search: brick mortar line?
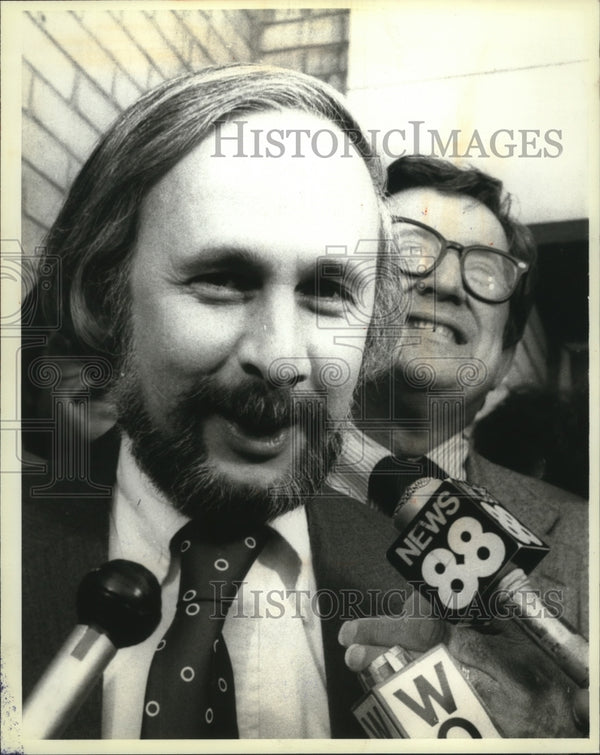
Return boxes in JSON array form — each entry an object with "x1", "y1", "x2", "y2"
[
  {"x1": 25, "y1": 12, "x2": 141, "y2": 113},
  {"x1": 22, "y1": 109, "x2": 88, "y2": 169},
  {"x1": 260, "y1": 11, "x2": 350, "y2": 27},
  {"x1": 172, "y1": 11, "x2": 217, "y2": 67},
  {"x1": 105, "y1": 9, "x2": 168, "y2": 81},
  {"x1": 221, "y1": 8, "x2": 258, "y2": 55},
  {"x1": 241, "y1": 9, "x2": 264, "y2": 27},
  {"x1": 22, "y1": 155, "x2": 70, "y2": 196},
  {"x1": 261, "y1": 41, "x2": 349, "y2": 56},
  {"x1": 185, "y1": 9, "x2": 251, "y2": 65},
  {"x1": 195, "y1": 8, "x2": 259, "y2": 63},
  {"x1": 22, "y1": 210, "x2": 51, "y2": 234},
  {"x1": 240, "y1": 9, "x2": 263, "y2": 55},
  {"x1": 195, "y1": 8, "x2": 244, "y2": 59},
  {"x1": 70, "y1": 11, "x2": 149, "y2": 96},
  {"x1": 145, "y1": 11, "x2": 191, "y2": 72},
  {"x1": 22, "y1": 60, "x2": 106, "y2": 138},
  {"x1": 213, "y1": 8, "x2": 256, "y2": 58}
]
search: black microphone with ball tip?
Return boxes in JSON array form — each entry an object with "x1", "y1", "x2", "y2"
[
  {"x1": 386, "y1": 477, "x2": 589, "y2": 688},
  {"x1": 23, "y1": 559, "x2": 162, "y2": 739}
]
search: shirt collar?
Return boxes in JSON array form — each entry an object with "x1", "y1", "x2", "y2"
[
  {"x1": 427, "y1": 429, "x2": 471, "y2": 481},
  {"x1": 327, "y1": 423, "x2": 470, "y2": 503},
  {"x1": 110, "y1": 433, "x2": 309, "y2": 584},
  {"x1": 110, "y1": 434, "x2": 189, "y2": 583},
  {"x1": 327, "y1": 424, "x2": 389, "y2": 503},
  {"x1": 270, "y1": 506, "x2": 310, "y2": 556}
]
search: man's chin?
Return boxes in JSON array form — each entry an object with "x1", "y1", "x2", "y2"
[
  {"x1": 204, "y1": 452, "x2": 296, "y2": 489},
  {"x1": 124, "y1": 421, "x2": 328, "y2": 538},
  {"x1": 114, "y1": 366, "x2": 342, "y2": 538},
  {"x1": 173, "y1": 462, "x2": 308, "y2": 539}
]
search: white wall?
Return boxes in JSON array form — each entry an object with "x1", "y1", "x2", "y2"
[{"x1": 346, "y1": 0, "x2": 597, "y2": 224}]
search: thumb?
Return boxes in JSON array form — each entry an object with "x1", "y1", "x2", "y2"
[{"x1": 338, "y1": 590, "x2": 447, "y2": 650}]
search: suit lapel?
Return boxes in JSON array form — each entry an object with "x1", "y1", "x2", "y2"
[
  {"x1": 466, "y1": 450, "x2": 561, "y2": 536},
  {"x1": 466, "y1": 449, "x2": 588, "y2": 630},
  {"x1": 306, "y1": 488, "x2": 407, "y2": 738}
]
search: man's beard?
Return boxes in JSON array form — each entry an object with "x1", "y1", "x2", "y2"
[{"x1": 110, "y1": 351, "x2": 344, "y2": 538}]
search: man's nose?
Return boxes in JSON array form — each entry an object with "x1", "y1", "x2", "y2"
[
  {"x1": 416, "y1": 247, "x2": 466, "y2": 303},
  {"x1": 237, "y1": 292, "x2": 310, "y2": 387}
]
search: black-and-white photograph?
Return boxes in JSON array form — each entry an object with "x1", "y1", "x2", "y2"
[{"x1": 1, "y1": 0, "x2": 597, "y2": 750}]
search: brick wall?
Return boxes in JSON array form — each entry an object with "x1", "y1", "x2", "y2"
[
  {"x1": 21, "y1": 7, "x2": 350, "y2": 256},
  {"x1": 256, "y1": 9, "x2": 349, "y2": 92},
  {"x1": 21, "y1": 7, "x2": 259, "y2": 255}
]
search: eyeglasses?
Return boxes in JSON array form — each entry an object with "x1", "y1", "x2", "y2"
[{"x1": 391, "y1": 216, "x2": 529, "y2": 303}]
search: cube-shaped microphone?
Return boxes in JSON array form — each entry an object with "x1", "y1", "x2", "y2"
[
  {"x1": 386, "y1": 477, "x2": 588, "y2": 687},
  {"x1": 353, "y1": 644, "x2": 502, "y2": 738},
  {"x1": 387, "y1": 477, "x2": 549, "y2": 623}
]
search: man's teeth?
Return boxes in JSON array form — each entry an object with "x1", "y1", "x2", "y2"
[{"x1": 411, "y1": 318, "x2": 456, "y2": 342}]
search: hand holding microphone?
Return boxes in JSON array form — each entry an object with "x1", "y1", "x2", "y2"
[
  {"x1": 340, "y1": 476, "x2": 589, "y2": 737},
  {"x1": 342, "y1": 591, "x2": 502, "y2": 738},
  {"x1": 387, "y1": 477, "x2": 588, "y2": 686}
]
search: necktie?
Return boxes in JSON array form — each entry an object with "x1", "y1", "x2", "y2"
[
  {"x1": 141, "y1": 521, "x2": 269, "y2": 739},
  {"x1": 368, "y1": 455, "x2": 448, "y2": 516}
]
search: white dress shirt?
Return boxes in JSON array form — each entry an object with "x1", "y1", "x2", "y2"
[
  {"x1": 328, "y1": 423, "x2": 470, "y2": 504},
  {"x1": 102, "y1": 436, "x2": 330, "y2": 738}
]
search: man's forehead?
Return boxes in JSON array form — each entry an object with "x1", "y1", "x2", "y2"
[
  {"x1": 175, "y1": 108, "x2": 378, "y2": 190},
  {"x1": 387, "y1": 187, "x2": 507, "y2": 247},
  {"x1": 132, "y1": 112, "x2": 382, "y2": 287},
  {"x1": 137, "y1": 109, "x2": 381, "y2": 257}
]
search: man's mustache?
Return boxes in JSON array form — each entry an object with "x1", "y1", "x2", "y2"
[{"x1": 177, "y1": 377, "x2": 329, "y2": 436}]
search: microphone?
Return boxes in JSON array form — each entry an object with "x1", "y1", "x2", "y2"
[
  {"x1": 23, "y1": 559, "x2": 162, "y2": 739},
  {"x1": 353, "y1": 644, "x2": 502, "y2": 738},
  {"x1": 386, "y1": 477, "x2": 588, "y2": 687}
]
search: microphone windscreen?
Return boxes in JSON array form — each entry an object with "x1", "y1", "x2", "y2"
[
  {"x1": 23, "y1": 560, "x2": 162, "y2": 739},
  {"x1": 368, "y1": 455, "x2": 446, "y2": 517},
  {"x1": 77, "y1": 559, "x2": 162, "y2": 647},
  {"x1": 392, "y1": 477, "x2": 442, "y2": 530}
]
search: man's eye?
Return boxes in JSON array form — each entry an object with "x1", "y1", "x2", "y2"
[
  {"x1": 298, "y1": 277, "x2": 355, "y2": 315},
  {"x1": 318, "y1": 279, "x2": 347, "y2": 300},
  {"x1": 188, "y1": 272, "x2": 256, "y2": 299}
]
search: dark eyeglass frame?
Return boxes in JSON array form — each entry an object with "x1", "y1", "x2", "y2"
[{"x1": 391, "y1": 215, "x2": 530, "y2": 303}]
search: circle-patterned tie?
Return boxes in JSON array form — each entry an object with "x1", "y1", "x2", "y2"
[{"x1": 141, "y1": 522, "x2": 270, "y2": 739}]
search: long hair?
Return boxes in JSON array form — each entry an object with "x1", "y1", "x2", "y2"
[
  {"x1": 386, "y1": 155, "x2": 538, "y2": 348},
  {"x1": 39, "y1": 64, "x2": 394, "y2": 376}
]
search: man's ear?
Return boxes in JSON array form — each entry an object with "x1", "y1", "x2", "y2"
[{"x1": 494, "y1": 345, "x2": 516, "y2": 389}]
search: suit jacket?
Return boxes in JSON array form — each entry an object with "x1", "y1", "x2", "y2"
[
  {"x1": 465, "y1": 450, "x2": 589, "y2": 634},
  {"x1": 21, "y1": 429, "x2": 404, "y2": 739},
  {"x1": 21, "y1": 433, "x2": 589, "y2": 739}
]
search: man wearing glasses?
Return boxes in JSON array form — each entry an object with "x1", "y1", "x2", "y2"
[
  {"x1": 369, "y1": 154, "x2": 534, "y2": 469},
  {"x1": 333, "y1": 155, "x2": 588, "y2": 734},
  {"x1": 332, "y1": 155, "x2": 583, "y2": 511}
]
